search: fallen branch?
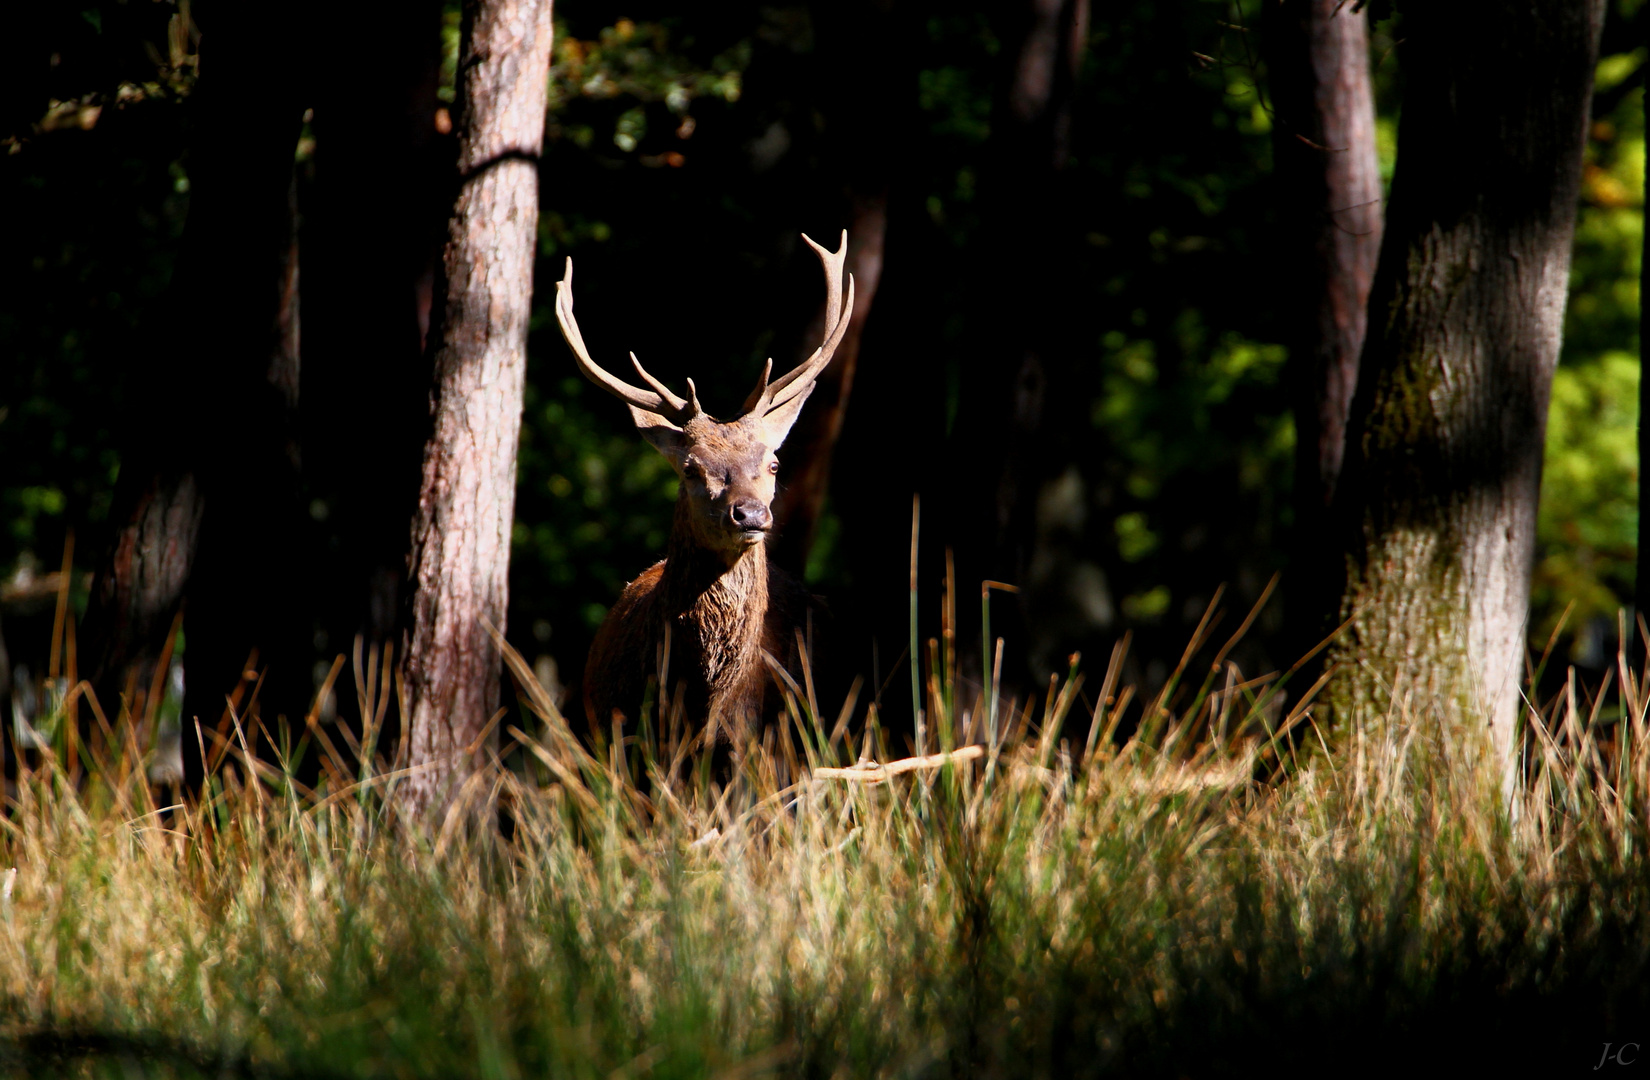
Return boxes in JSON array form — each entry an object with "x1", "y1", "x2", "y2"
[{"x1": 813, "y1": 745, "x2": 985, "y2": 784}]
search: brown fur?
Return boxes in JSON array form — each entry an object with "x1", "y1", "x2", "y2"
[{"x1": 583, "y1": 424, "x2": 817, "y2": 738}]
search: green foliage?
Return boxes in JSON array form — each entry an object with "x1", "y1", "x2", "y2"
[
  {"x1": 1536, "y1": 352, "x2": 1639, "y2": 645},
  {"x1": 1534, "y1": 39, "x2": 1646, "y2": 656},
  {"x1": 550, "y1": 18, "x2": 747, "y2": 121}
]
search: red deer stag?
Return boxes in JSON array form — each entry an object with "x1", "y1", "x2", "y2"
[{"x1": 554, "y1": 232, "x2": 854, "y2": 739}]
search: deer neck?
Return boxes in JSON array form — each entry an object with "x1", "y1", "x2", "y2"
[{"x1": 659, "y1": 498, "x2": 770, "y2": 689}]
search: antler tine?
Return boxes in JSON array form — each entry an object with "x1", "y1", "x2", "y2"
[
  {"x1": 805, "y1": 228, "x2": 848, "y2": 344},
  {"x1": 765, "y1": 273, "x2": 855, "y2": 412},
  {"x1": 740, "y1": 358, "x2": 774, "y2": 415},
  {"x1": 758, "y1": 230, "x2": 853, "y2": 410},
  {"x1": 629, "y1": 352, "x2": 689, "y2": 414},
  {"x1": 555, "y1": 259, "x2": 690, "y2": 424}
]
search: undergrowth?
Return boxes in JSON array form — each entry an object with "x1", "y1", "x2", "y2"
[{"x1": 0, "y1": 592, "x2": 1647, "y2": 1078}]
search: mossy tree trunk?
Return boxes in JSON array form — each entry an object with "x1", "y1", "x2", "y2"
[
  {"x1": 399, "y1": 0, "x2": 553, "y2": 816},
  {"x1": 1324, "y1": 2, "x2": 1605, "y2": 787}
]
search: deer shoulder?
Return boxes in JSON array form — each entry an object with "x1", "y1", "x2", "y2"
[{"x1": 582, "y1": 561, "x2": 664, "y2": 729}]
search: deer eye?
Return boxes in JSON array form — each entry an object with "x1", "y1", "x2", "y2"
[
  {"x1": 767, "y1": 460, "x2": 779, "y2": 475},
  {"x1": 682, "y1": 459, "x2": 703, "y2": 479}
]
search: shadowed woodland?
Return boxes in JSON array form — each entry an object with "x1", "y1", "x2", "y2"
[
  {"x1": 5, "y1": 0, "x2": 1646, "y2": 760},
  {"x1": 2, "y1": 0, "x2": 1650, "y2": 1074}
]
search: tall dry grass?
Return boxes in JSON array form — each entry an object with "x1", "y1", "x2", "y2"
[{"x1": 0, "y1": 598, "x2": 1647, "y2": 1078}]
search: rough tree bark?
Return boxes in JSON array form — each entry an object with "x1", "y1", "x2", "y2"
[
  {"x1": 1324, "y1": 2, "x2": 1604, "y2": 788},
  {"x1": 1262, "y1": 0, "x2": 1382, "y2": 644},
  {"x1": 81, "y1": 468, "x2": 203, "y2": 724},
  {"x1": 399, "y1": 0, "x2": 553, "y2": 815}
]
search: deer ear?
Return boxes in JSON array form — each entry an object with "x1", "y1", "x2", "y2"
[
  {"x1": 628, "y1": 406, "x2": 689, "y2": 462},
  {"x1": 753, "y1": 380, "x2": 816, "y2": 450}
]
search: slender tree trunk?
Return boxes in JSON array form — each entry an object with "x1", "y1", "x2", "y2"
[
  {"x1": 399, "y1": 0, "x2": 553, "y2": 816},
  {"x1": 1263, "y1": 0, "x2": 1382, "y2": 649},
  {"x1": 1324, "y1": 2, "x2": 1604, "y2": 790}
]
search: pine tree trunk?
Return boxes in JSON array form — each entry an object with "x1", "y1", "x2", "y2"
[
  {"x1": 1263, "y1": 0, "x2": 1382, "y2": 648},
  {"x1": 1325, "y1": 2, "x2": 1604, "y2": 788},
  {"x1": 399, "y1": 0, "x2": 553, "y2": 816}
]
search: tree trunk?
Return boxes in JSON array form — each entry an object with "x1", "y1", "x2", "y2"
[
  {"x1": 399, "y1": 0, "x2": 553, "y2": 816},
  {"x1": 82, "y1": 7, "x2": 307, "y2": 774},
  {"x1": 81, "y1": 468, "x2": 203, "y2": 726},
  {"x1": 1324, "y1": 2, "x2": 1604, "y2": 789},
  {"x1": 1263, "y1": 0, "x2": 1382, "y2": 648}
]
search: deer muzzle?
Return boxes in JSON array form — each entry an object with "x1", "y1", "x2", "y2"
[{"x1": 729, "y1": 498, "x2": 771, "y2": 540}]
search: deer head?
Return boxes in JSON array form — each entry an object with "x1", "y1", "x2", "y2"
[{"x1": 554, "y1": 232, "x2": 855, "y2": 562}]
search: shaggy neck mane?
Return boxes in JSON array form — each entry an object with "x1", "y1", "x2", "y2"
[{"x1": 658, "y1": 496, "x2": 769, "y2": 693}]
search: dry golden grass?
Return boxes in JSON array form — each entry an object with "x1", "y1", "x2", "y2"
[{"x1": 0, "y1": 610, "x2": 1647, "y2": 1078}]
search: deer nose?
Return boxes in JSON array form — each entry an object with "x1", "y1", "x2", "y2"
[{"x1": 729, "y1": 499, "x2": 770, "y2": 531}]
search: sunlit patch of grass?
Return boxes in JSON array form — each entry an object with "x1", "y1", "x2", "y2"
[{"x1": 0, "y1": 598, "x2": 1648, "y2": 1077}]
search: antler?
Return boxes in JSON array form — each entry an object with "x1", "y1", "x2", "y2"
[
  {"x1": 740, "y1": 230, "x2": 855, "y2": 419},
  {"x1": 555, "y1": 259, "x2": 700, "y2": 426}
]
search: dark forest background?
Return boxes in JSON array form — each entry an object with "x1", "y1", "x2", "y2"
[{"x1": 2, "y1": 0, "x2": 1643, "y2": 726}]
